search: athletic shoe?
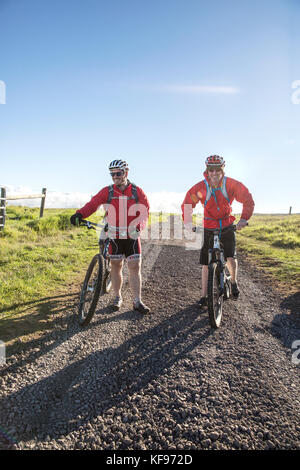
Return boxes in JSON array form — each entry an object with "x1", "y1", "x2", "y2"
[
  {"x1": 197, "y1": 297, "x2": 208, "y2": 309},
  {"x1": 112, "y1": 296, "x2": 123, "y2": 310},
  {"x1": 231, "y1": 282, "x2": 240, "y2": 300},
  {"x1": 133, "y1": 300, "x2": 151, "y2": 314}
]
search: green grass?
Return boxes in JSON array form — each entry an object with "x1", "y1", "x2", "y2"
[
  {"x1": 0, "y1": 206, "x2": 106, "y2": 312},
  {"x1": 0, "y1": 206, "x2": 107, "y2": 352},
  {"x1": 236, "y1": 214, "x2": 300, "y2": 292}
]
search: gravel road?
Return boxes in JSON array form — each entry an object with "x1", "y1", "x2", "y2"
[{"x1": 0, "y1": 222, "x2": 299, "y2": 450}]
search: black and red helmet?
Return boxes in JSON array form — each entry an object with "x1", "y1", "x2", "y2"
[{"x1": 205, "y1": 155, "x2": 225, "y2": 166}]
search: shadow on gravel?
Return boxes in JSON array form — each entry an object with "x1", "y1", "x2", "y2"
[
  {"x1": 270, "y1": 292, "x2": 300, "y2": 348},
  {"x1": 0, "y1": 304, "x2": 211, "y2": 443},
  {"x1": 280, "y1": 292, "x2": 300, "y2": 318},
  {"x1": 0, "y1": 292, "x2": 79, "y2": 358}
]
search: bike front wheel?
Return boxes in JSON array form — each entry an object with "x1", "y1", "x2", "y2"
[
  {"x1": 103, "y1": 258, "x2": 112, "y2": 294},
  {"x1": 207, "y1": 262, "x2": 224, "y2": 329},
  {"x1": 78, "y1": 254, "x2": 104, "y2": 326}
]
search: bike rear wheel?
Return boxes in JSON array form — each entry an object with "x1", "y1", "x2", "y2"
[
  {"x1": 207, "y1": 262, "x2": 224, "y2": 329},
  {"x1": 78, "y1": 254, "x2": 104, "y2": 326}
]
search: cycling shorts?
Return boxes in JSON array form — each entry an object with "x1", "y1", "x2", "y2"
[
  {"x1": 108, "y1": 237, "x2": 141, "y2": 261},
  {"x1": 199, "y1": 225, "x2": 236, "y2": 265}
]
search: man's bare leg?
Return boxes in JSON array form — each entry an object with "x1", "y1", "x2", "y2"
[
  {"x1": 110, "y1": 258, "x2": 124, "y2": 308},
  {"x1": 127, "y1": 258, "x2": 141, "y2": 301},
  {"x1": 226, "y1": 257, "x2": 237, "y2": 283},
  {"x1": 201, "y1": 265, "x2": 208, "y2": 297}
]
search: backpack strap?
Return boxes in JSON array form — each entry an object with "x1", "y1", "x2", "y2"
[
  {"x1": 107, "y1": 184, "x2": 114, "y2": 204},
  {"x1": 204, "y1": 180, "x2": 212, "y2": 206},
  {"x1": 106, "y1": 182, "x2": 139, "y2": 204},
  {"x1": 204, "y1": 177, "x2": 229, "y2": 207},
  {"x1": 130, "y1": 182, "x2": 139, "y2": 203},
  {"x1": 221, "y1": 176, "x2": 230, "y2": 203}
]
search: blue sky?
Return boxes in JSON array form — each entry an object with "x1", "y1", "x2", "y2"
[{"x1": 0, "y1": 0, "x2": 299, "y2": 213}]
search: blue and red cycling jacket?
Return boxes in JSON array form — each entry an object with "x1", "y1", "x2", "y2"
[{"x1": 181, "y1": 171, "x2": 255, "y2": 229}]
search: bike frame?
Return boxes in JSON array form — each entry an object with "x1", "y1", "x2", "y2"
[{"x1": 208, "y1": 230, "x2": 227, "y2": 293}]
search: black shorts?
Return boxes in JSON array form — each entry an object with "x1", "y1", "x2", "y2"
[
  {"x1": 199, "y1": 225, "x2": 236, "y2": 265},
  {"x1": 108, "y1": 238, "x2": 141, "y2": 261}
]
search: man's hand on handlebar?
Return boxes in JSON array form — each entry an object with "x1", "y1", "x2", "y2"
[
  {"x1": 70, "y1": 212, "x2": 83, "y2": 226},
  {"x1": 236, "y1": 219, "x2": 248, "y2": 231}
]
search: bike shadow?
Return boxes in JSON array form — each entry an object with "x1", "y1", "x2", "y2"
[{"x1": 0, "y1": 304, "x2": 211, "y2": 445}]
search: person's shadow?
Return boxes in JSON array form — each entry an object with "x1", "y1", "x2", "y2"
[
  {"x1": 271, "y1": 292, "x2": 300, "y2": 347},
  {"x1": 280, "y1": 292, "x2": 300, "y2": 318}
]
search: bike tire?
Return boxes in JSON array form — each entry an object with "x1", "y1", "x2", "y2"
[
  {"x1": 78, "y1": 254, "x2": 104, "y2": 326},
  {"x1": 223, "y1": 267, "x2": 231, "y2": 301},
  {"x1": 207, "y1": 262, "x2": 224, "y2": 329},
  {"x1": 103, "y1": 259, "x2": 112, "y2": 294}
]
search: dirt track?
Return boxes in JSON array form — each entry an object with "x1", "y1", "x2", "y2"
[{"x1": 0, "y1": 222, "x2": 300, "y2": 450}]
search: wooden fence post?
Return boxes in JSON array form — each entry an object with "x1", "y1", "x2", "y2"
[
  {"x1": 39, "y1": 188, "x2": 47, "y2": 218},
  {"x1": 0, "y1": 187, "x2": 6, "y2": 231},
  {"x1": 289, "y1": 206, "x2": 292, "y2": 215}
]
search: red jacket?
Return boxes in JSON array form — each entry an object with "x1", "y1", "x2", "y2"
[
  {"x1": 77, "y1": 182, "x2": 150, "y2": 236},
  {"x1": 181, "y1": 171, "x2": 254, "y2": 229}
]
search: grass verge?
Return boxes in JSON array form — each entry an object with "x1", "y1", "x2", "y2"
[
  {"x1": 236, "y1": 214, "x2": 300, "y2": 294},
  {"x1": 0, "y1": 206, "x2": 104, "y2": 355}
]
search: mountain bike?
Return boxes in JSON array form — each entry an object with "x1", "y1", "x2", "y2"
[
  {"x1": 78, "y1": 220, "x2": 112, "y2": 326},
  {"x1": 206, "y1": 223, "x2": 247, "y2": 329}
]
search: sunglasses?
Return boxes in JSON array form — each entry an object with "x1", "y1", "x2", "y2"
[
  {"x1": 110, "y1": 171, "x2": 124, "y2": 177},
  {"x1": 207, "y1": 166, "x2": 223, "y2": 172}
]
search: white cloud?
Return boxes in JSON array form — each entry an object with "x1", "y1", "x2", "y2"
[
  {"x1": 148, "y1": 191, "x2": 185, "y2": 213},
  {"x1": 3, "y1": 186, "x2": 285, "y2": 214},
  {"x1": 2, "y1": 185, "x2": 198, "y2": 213}
]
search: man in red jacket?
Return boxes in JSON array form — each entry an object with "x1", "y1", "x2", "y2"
[
  {"x1": 181, "y1": 155, "x2": 254, "y2": 308},
  {"x1": 70, "y1": 159, "x2": 151, "y2": 314}
]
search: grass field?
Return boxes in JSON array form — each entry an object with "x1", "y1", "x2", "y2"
[
  {"x1": 0, "y1": 207, "x2": 299, "y2": 355},
  {"x1": 236, "y1": 214, "x2": 300, "y2": 293}
]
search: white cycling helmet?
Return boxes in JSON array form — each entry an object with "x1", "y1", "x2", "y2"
[{"x1": 108, "y1": 159, "x2": 129, "y2": 171}]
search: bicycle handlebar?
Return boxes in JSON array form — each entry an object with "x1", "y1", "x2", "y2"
[
  {"x1": 80, "y1": 220, "x2": 106, "y2": 230},
  {"x1": 192, "y1": 222, "x2": 248, "y2": 233}
]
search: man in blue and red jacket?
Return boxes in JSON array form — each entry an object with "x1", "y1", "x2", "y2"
[
  {"x1": 71, "y1": 159, "x2": 151, "y2": 314},
  {"x1": 181, "y1": 155, "x2": 254, "y2": 307}
]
